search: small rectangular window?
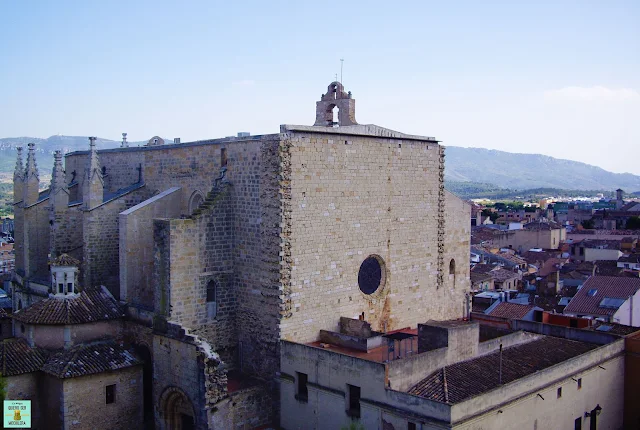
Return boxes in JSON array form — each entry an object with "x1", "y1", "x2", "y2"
[
  {"x1": 58, "y1": 283, "x2": 64, "y2": 294},
  {"x1": 296, "y1": 372, "x2": 308, "y2": 402},
  {"x1": 347, "y1": 384, "x2": 361, "y2": 418},
  {"x1": 67, "y1": 283, "x2": 73, "y2": 294},
  {"x1": 221, "y1": 148, "x2": 228, "y2": 167},
  {"x1": 574, "y1": 417, "x2": 582, "y2": 430},
  {"x1": 408, "y1": 423, "x2": 417, "y2": 430},
  {"x1": 106, "y1": 384, "x2": 116, "y2": 404},
  {"x1": 557, "y1": 387, "x2": 562, "y2": 398},
  {"x1": 577, "y1": 378, "x2": 582, "y2": 389}
]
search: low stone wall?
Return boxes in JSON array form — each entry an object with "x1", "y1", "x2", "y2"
[{"x1": 212, "y1": 383, "x2": 274, "y2": 429}]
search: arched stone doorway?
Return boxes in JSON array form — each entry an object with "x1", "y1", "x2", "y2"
[
  {"x1": 159, "y1": 387, "x2": 196, "y2": 430},
  {"x1": 188, "y1": 191, "x2": 204, "y2": 216}
]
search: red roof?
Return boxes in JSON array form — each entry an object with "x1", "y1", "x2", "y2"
[
  {"x1": 488, "y1": 302, "x2": 534, "y2": 319},
  {"x1": 564, "y1": 276, "x2": 640, "y2": 317}
]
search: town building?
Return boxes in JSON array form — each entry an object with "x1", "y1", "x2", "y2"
[
  {"x1": 9, "y1": 82, "x2": 471, "y2": 429},
  {"x1": 570, "y1": 239, "x2": 624, "y2": 262},
  {"x1": 563, "y1": 276, "x2": 640, "y2": 326}
]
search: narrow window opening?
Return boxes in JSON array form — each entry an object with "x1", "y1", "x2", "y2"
[
  {"x1": 408, "y1": 422, "x2": 417, "y2": 430},
  {"x1": 58, "y1": 283, "x2": 64, "y2": 294},
  {"x1": 106, "y1": 384, "x2": 116, "y2": 404},
  {"x1": 449, "y1": 259, "x2": 456, "y2": 287},
  {"x1": 296, "y1": 372, "x2": 308, "y2": 402},
  {"x1": 221, "y1": 148, "x2": 228, "y2": 167},
  {"x1": 557, "y1": 387, "x2": 562, "y2": 398},
  {"x1": 347, "y1": 384, "x2": 361, "y2": 418},
  {"x1": 67, "y1": 283, "x2": 73, "y2": 294},
  {"x1": 575, "y1": 417, "x2": 582, "y2": 430},
  {"x1": 577, "y1": 378, "x2": 582, "y2": 389},
  {"x1": 206, "y1": 280, "x2": 217, "y2": 319}
]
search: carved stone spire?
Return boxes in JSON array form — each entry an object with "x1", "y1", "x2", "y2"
[
  {"x1": 23, "y1": 143, "x2": 40, "y2": 206},
  {"x1": 13, "y1": 147, "x2": 24, "y2": 204},
  {"x1": 82, "y1": 137, "x2": 104, "y2": 210},
  {"x1": 50, "y1": 150, "x2": 69, "y2": 211},
  {"x1": 14, "y1": 147, "x2": 24, "y2": 181}
]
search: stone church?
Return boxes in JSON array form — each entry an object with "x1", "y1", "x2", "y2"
[{"x1": 9, "y1": 82, "x2": 471, "y2": 429}]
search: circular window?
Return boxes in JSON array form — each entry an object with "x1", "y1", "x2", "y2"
[{"x1": 358, "y1": 256, "x2": 385, "y2": 295}]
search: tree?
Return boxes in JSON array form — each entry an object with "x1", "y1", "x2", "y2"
[
  {"x1": 341, "y1": 421, "x2": 365, "y2": 430},
  {"x1": 626, "y1": 216, "x2": 640, "y2": 230},
  {"x1": 581, "y1": 219, "x2": 595, "y2": 229}
]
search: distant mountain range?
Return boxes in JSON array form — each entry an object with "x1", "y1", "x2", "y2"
[{"x1": 0, "y1": 136, "x2": 638, "y2": 194}]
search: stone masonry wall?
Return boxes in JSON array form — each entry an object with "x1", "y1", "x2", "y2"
[
  {"x1": 153, "y1": 330, "x2": 209, "y2": 430},
  {"x1": 65, "y1": 150, "x2": 144, "y2": 196},
  {"x1": 234, "y1": 138, "x2": 283, "y2": 380},
  {"x1": 51, "y1": 205, "x2": 84, "y2": 263},
  {"x1": 213, "y1": 384, "x2": 273, "y2": 429},
  {"x1": 83, "y1": 188, "x2": 149, "y2": 298},
  {"x1": 25, "y1": 200, "x2": 51, "y2": 280},
  {"x1": 442, "y1": 190, "x2": 471, "y2": 307},
  {"x1": 281, "y1": 130, "x2": 464, "y2": 344},
  {"x1": 189, "y1": 185, "x2": 237, "y2": 365},
  {"x1": 120, "y1": 187, "x2": 183, "y2": 309},
  {"x1": 13, "y1": 205, "x2": 25, "y2": 274},
  {"x1": 62, "y1": 366, "x2": 143, "y2": 430}
]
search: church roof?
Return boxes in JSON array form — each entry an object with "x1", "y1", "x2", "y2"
[
  {"x1": 12, "y1": 286, "x2": 123, "y2": 325},
  {"x1": 42, "y1": 341, "x2": 142, "y2": 379},
  {"x1": 0, "y1": 338, "x2": 48, "y2": 376},
  {"x1": 50, "y1": 253, "x2": 80, "y2": 267}
]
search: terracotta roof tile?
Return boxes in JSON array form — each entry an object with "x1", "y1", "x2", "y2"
[
  {"x1": 470, "y1": 272, "x2": 492, "y2": 284},
  {"x1": 487, "y1": 302, "x2": 534, "y2": 319},
  {"x1": 12, "y1": 286, "x2": 123, "y2": 325},
  {"x1": 489, "y1": 268, "x2": 519, "y2": 282},
  {"x1": 0, "y1": 338, "x2": 48, "y2": 376},
  {"x1": 50, "y1": 253, "x2": 80, "y2": 267},
  {"x1": 564, "y1": 276, "x2": 640, "y2": 317},
  {"x1": 408, "y1": 337, "x2": 597, "y2": 404},
  {"x1": 523, "y1": 221, "x2": 563, "y2": 231},
  {"x1": 42, "y1": 341, "x2": 142, "y2": 379}
]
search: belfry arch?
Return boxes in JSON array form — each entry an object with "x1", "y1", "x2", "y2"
[{"x1": 314, "y1": 81, "x2": 358, "y2": 127}]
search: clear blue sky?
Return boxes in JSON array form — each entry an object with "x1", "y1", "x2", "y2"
[{"x1": 1, "y1": 1, "x2": 638, "y2": 174}]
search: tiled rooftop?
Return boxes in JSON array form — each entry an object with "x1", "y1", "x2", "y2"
[
  {"x1": 50, "y1": 253, "x2": 80, "y2": 267},
  {"x1": 487, "y1": 302, "x2": 534, "y2": 319},
  {"x1": 523, "y1": 221, "x2": 563, "y2": 231},
  {"x1": 42, "y1": 341, "x2": 142, "y2": 379},
  {"x1": 489, "y1": 268, "x2": 519, "y2": 282},
  {"x1": 470, "y1": 272, "x2": 492, "y2": 284},
  {"x1": 564, "y1": 276, "x2": 640, "y2": 316},
  {"x1": 0, "y1": 338, "x2": 48, "y2": 376},
  {"x1": 408, "y1": 336, "x2": 597, "y2": 404},
  {"x1": 12, "y1": 286, "x2": 123, "y2": 325}
]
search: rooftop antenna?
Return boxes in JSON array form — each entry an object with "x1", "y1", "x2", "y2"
[
  {"x1": 499, "y1": 343, "x2": 503, "y2": 384},
  {"x1": 340, "y1": 58, "x2": 344, "y2": 84}
]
